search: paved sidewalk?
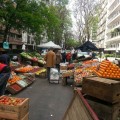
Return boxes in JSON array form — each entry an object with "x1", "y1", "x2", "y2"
[{"x1": 14, "y1": 78, "x2": 73, "y2": 120}]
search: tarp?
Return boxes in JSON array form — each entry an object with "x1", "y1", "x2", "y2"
[
  {"x1": 76, "y1": 41, "x2": 98, "y2": 51},
  {"x1": 37, "y1": 41, "x2": 61, "y2": 49}
]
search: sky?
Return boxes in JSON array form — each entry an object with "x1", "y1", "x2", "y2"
[{"x1": 67, "y1": 0, "x2": 77, "y2": 29}]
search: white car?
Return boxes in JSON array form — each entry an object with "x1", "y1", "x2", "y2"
[{"x1": 77, "y1": 52, "x2": 90, "y2": 58}]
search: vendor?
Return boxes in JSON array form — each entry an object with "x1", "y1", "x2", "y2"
[
  {"x1": 0, "y1": 49, "x2": 10, "y2": 66},
  {"x1": 0, "y1": 61, "x2": 11, "y2": 95}
]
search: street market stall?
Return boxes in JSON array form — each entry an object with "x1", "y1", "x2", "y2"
[
  {"x1": 37, "y1": 41, "x2": 61, "y2": 49},
  {"x1": 7, "y1": 61, "x2": 46, "y2": 94},
  {"x1": 20, "y1": 51, "x2": 46, "y2": 66}
]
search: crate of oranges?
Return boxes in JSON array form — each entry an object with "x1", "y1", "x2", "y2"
[{"x1": 93, "y1": 60, "x2": 120, "y2": 80}]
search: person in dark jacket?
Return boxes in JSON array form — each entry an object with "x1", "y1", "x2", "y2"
[
  {"x1": 61, "y1": 49, "x2": 66, "y2": 63},
  {"x1": 0, "y1": 62, "x2": 11, "y2": 95},
  {"x1": 0, "y1": 50, "x2": 10, "y2": 66},
  {"x1": 56, "y1": 50, "x2": 62, "y2": 72}
]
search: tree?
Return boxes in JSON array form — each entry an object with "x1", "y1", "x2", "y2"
[
  {"x1": 66, "y1": 38, "x2": 79, "y2": 49},
  {"x1": 73, "y1": 0, "x2": 99, "y2": 43},
  {"x1": 0, "y1": 0, "x2": 47, "y2": 43}
]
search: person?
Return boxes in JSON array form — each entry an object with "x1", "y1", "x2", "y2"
[
  {"x1": 0, "y1": 50, "x2": 10, "y2": 66},
  {"x1": 0, "y1": 60, "x2": 11, "y2": 95},
  {"x1": 56, "y1": 50, "x2": 62, "y2": 72},
  {"x1": 72, "y1": 50, "x2": 77, "y2": 61},
  {"x1": 66, "y1": 52, "x2": 72, "y2": 63},
  {"x1": 44, "y1": 47, "x2": 56, "y2": 82},
  {"x1": 71, "y1": 47, "x2": 75, "y2": 61},
  {"x1": 61, "y1": 49, "x2": 66, "y2": 63}
]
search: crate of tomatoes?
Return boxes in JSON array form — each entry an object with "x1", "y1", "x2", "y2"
[{"x1": 0, "y1": 96, "x2": 29, "y2": 120}]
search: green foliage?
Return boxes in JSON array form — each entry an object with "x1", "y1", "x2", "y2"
[
  {"x1": 104, "y1": 54, "x2": 120, "y2": 58},
  {"x1": 0, "y1": 0, "x2": 48, "y2": 41},
  {"x1": 66, "y1": 39, "x2": 79, "y2": 48},
  {"x1": 0, "y1": 0, "x2": 72, "y2": 46}
]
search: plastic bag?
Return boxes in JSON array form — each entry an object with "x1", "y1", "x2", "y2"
[{"x1": 50, "y1": 68, "x2": 59, "y2": 80}]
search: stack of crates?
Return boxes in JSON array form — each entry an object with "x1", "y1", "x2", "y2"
[{"x1": 82, "y1": 76, "x2": 120, "y2": 120}]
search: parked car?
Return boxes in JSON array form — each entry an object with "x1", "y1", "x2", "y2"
[{"x1": 77, "y1": 52, "x2": 90, "y2": 58}]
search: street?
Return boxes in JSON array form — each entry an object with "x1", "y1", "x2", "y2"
[{"x1": 13, "y1": 78, "x2": 73, "y2": 120}]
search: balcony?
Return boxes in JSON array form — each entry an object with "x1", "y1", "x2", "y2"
[
  {"x1": 106, "y1": 32, "x2": 120, "y2": 43},
  {"x1": 108, "y1": 0, "x2": 119, "y2": 10},
  {"x1": 0, "y1": 36, "x2": 23, "y2": 45},
  {"x1": 108, "y1": 2, "x2": 120, "y2": 16},
  {"x1": 108, "y1": 10, "x2": 120, "y2": 21},
  {"x1": 107, "y1": 13, "x2": 120, "y2": 26},
  {"x1": 107, "y1": 23, "x2": 120, "y2": 34}
]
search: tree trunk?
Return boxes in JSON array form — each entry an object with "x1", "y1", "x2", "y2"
[{"x1": 3, "y1": 25, "x2": 9, "y2": 42}]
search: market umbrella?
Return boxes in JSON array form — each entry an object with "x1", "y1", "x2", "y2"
[
  {"x1": 37, "y1": 41, "x2": 61, "y2": 49},
  {"x1": 76, "y1": 41, "x2": 98, "y2": 51}
]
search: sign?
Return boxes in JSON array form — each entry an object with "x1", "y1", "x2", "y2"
[{"x1": 3, "y1": 42, "x2": 9, "y2": 49}]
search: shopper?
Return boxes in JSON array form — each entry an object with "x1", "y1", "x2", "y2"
[
  {"x1": 61, "y1": 49, "x2": 66, "y2": 63},
  {"x1": 0, "y1": 50, "x2": 10, "y2": 66},
  {"x1": 66, "y1": 52, "x2": 72, "y2": 63},
  {"x1": 0, "y1": 62, "x2": 11, "y2": 95},
  {"x1": 44, "y1": 47, "x2": 56, "y2": 82},
  {"x1": 56, "y1": 50, "x2": 62, "y2": 72}
]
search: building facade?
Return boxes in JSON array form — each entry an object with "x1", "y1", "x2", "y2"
[
  {"x1": 105, "y1": 0, "x2": 120, "y2": 52},
  {"x1": 0, "y1": 25, "x2": 23, "y2": 51},
  {"x1": 97, "y1": 0, "x2": 120, "y2": 53},
  {"x1": 97, "y1": 0, "x2": 108, "y2": 49}
]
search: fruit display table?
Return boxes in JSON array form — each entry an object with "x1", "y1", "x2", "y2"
[
  {"x1": 20, "y1": 52, "x2": 46, "y2": 67},
  {"x1": 7, "y1": 64, "x2": 46, "y2": 94}
]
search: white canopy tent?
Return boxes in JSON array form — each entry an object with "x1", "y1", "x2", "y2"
[{"x1": 37, "y1": 41, "x2": 61, "y2": 49}]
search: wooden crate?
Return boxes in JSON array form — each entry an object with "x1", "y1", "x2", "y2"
[
  {"x1": 38, "y1": 72, "x2": 46, "y2": 78},
  {"x1": 0, "y1": 96, "x2": 29, "y2": 120},
  {"x1": 62, "y1": 89, "x2": 99, "y2": 120},
  {"x1": 60, "y1": 65, "x2": 67, "y2": 70},
  {"x1": 21, "y1": 112, "x2": 29, "y2": 120},
  {"x1": 0, "y1": 112, "x2": 29, "y2": 120},
  {"x1": 6, "y1": 83, "x2": 23, "y2": 94},
  {"x1": 82, "y1": 76, "x2": 120, "y2": 103},
  {"x1": 85, "y1": 95, "x2": 120, "y2": 120}
]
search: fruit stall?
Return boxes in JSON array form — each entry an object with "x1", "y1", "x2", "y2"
[
  {"x1": 20, "y1": 52, "x2": 46, "y2": 66},
  {"x1": 61, "y1": 60, "x2": 99, "y2": 86},
  {"x1": 7, "y1": 62, "x2": 46, "y2": 94},
  {"x1": 63, "y1": 59, "x2": 120, "y2": 120}
]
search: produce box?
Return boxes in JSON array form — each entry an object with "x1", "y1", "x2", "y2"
[
  {"x1": 85, "y1": 95, "x2": 120, "y2": 120},
  {"x1": 24, "y1": 79, "x2": 33, "y2": 85},
  {"x1": 60, "y1": 65, "x2": 67, "y2": 70},
  {"x1": 24, "y1": 73, "x2": 36, "y2": 81},
  {"x1": 0, "y1": 96, "x2": 29, "y2": 120},
  {"x1": 82, "y1": 76, "x2": 120, "y2": 103},
  {"x1": 6, "y1": 83, "x2": 23, "y2": 94},
  {"x1": 38, "y1": 72, "x2": 46, "y2": 78},
  {"x1": 17, "y1": 80, "x2": 28, "y2": 88},
  {"x1": 62, "y1": 70, "x2": 74, "y2": 77}
]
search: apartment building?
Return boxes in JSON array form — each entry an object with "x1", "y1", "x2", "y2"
[
  {"x1": 22, "y1": 32, "x2": 36, "y2": 51},
  {"x1": 96, "y1": 0, "x2": 108, "y2": 49},
  {"x1": 0, "y1": 25, "x2": 23, "y2": 50},
  {"x1": 97, "y1": 0, "x2": 120, "y2": 53},
  {"x1": 105, "y1": 0, "x2": 120, "y2": 52}
]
